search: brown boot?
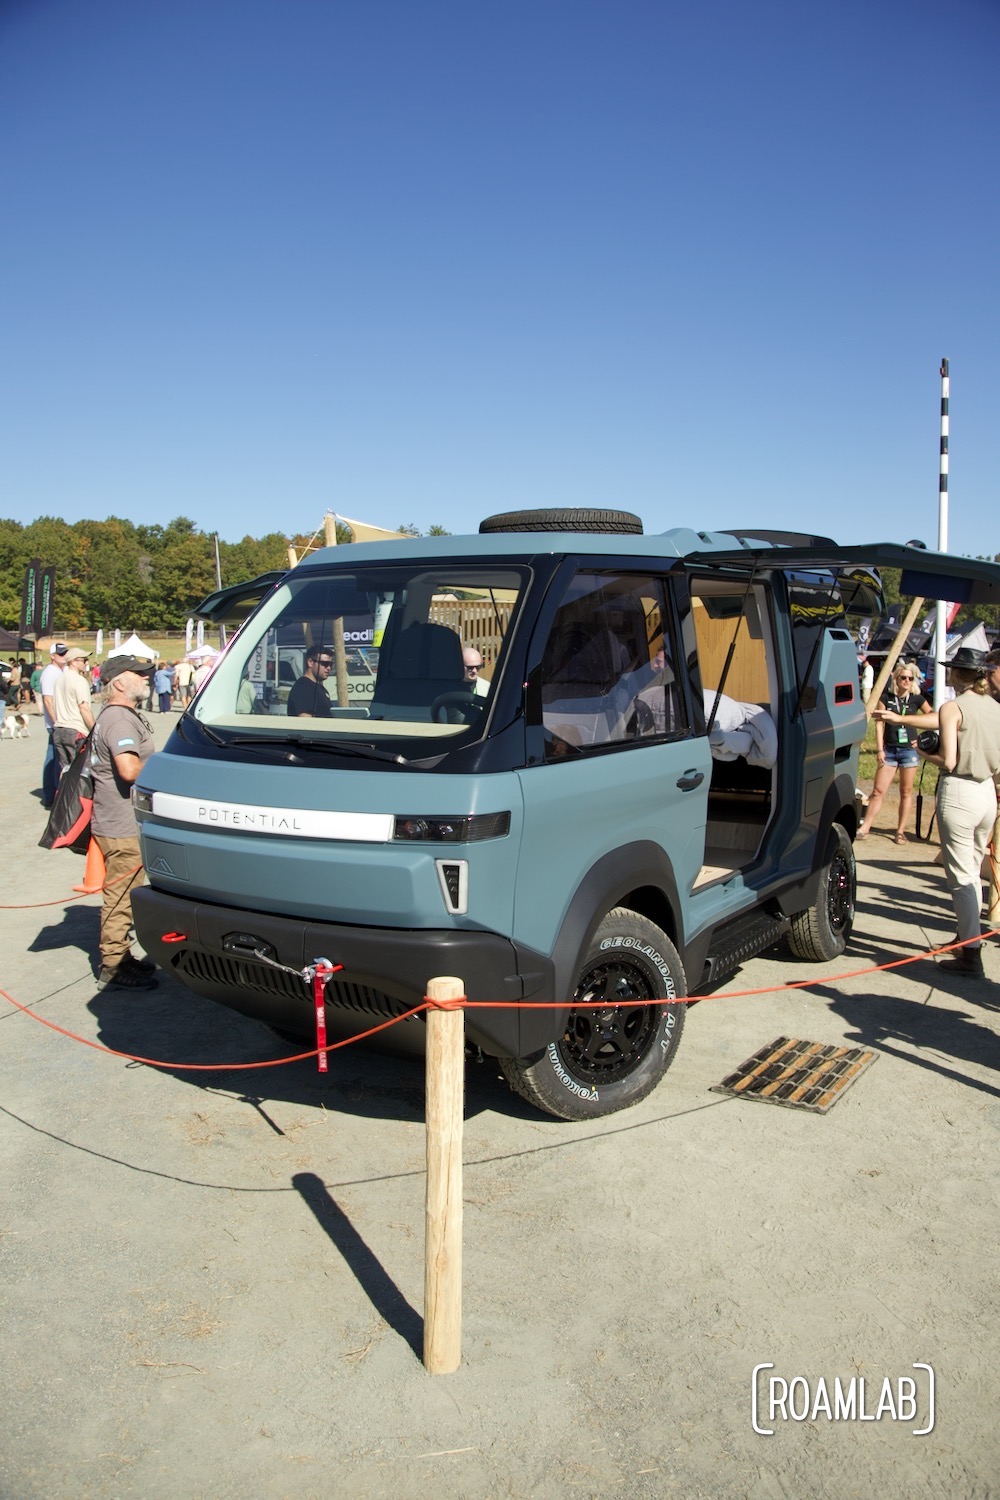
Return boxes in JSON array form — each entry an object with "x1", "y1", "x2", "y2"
[{"x1": 937, "y1": 946, "x2": 985, "y2": 977}]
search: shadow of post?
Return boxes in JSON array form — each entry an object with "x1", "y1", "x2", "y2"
[{"x1": 291, "y1": 1170, "x2": 423, "y2": 1360}]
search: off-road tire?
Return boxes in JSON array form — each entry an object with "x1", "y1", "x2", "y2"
[
  {"x1": 479, "y1": 508, "x2": 643, "y2": 535},
  {"x1": 499, "y1": 909, "x2": 686, "y2": 1120},
  {"x1": 786, "y1": 823, "x2": 856, "y2": 961}
]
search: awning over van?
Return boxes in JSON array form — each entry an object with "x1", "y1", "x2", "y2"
[{"x1": 685, "y1": 540, "x2": 1000, "y2": 608}]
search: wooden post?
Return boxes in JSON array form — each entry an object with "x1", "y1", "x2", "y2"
[
  {"x1": 866, "y1": 595, "x2": 925, "y2": 718},
  {"x1": 323, "y1": 512, "x2": 350, "y2": 708},
  {"x1": 423, "y1": 976, "x2": 465, "y2": 1374}
]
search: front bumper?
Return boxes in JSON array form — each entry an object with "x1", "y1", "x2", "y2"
[{"x1": 132, "y1": 886, "x2": 561, "y2": 1057}]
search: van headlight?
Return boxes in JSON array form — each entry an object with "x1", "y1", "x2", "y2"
[
  {"x1": 133, "y1": 788, "x2": 153, "y2": 814},
  {"x1": 392, "y1": 811, "x2": 510, "y2": 843}
]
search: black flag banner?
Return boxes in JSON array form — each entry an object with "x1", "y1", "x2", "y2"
[
  {"x1": 39, "y1": 567, "x2": 56, "y2": 636},
  {"x1": 20, "y1": 558, "x2": 41, "y2": 639}
]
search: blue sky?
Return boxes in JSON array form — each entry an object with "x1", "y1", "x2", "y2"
[{"x1": 2, "y1": 0, "x2": 998, "y2": 556}]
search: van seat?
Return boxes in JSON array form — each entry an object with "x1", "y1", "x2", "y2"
[{"x1": 370, "y1": 622, "x2": 465, "y2": 721}]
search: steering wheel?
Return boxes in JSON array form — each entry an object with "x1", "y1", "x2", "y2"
[{"x1": 431, "y1": 692, "x2": 488, "y2": 725}]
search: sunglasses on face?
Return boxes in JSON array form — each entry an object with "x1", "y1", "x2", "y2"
[{"x1": 315, "y1": 659, "x2": 333, "y2": 669}]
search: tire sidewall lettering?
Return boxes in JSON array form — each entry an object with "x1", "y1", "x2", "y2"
[
  {"x1": 598, "y1": 934, "x2": 676, "y2": 997},
  {"x1": 545, "y1": 1043, "x2": 600, "y2": 1101}
]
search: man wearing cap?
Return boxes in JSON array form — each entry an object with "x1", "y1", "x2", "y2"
[
  {"x1": 39, "y1": 641, "x2": 69, "y2": 808},
  {"x1": 90, "y1": 656, "x2": 158, "y2": 990},
  {"x1": 52, "y1": 647, "x2": 95, "y2": 772}
]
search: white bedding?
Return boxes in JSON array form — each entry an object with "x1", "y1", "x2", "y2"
[{"x1": 704, "y1": 690, "x2": 778, "y2": 769}]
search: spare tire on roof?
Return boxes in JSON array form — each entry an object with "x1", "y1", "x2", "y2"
[{"x1": 479, "y1": 507, "x2": 643, "y2": 535}]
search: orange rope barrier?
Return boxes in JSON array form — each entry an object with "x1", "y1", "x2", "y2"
[
  {"x1": 0, "y1": 986, "x2": 430, "y2": 1070},
  {"x1": 0, "y1": 864, "x2": 143, "y2": 910},
  {"x1": 1, "y1": 928, "x2": 995, "y2": 1074}
]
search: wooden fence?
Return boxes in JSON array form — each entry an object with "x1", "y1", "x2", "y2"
[{"x1": 429, "y1": 599, "x2": 515, "y2": 673}]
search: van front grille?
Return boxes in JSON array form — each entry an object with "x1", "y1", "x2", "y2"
[{"x1": 173, "y1": 949, "x2": 408, "y2": 1019}]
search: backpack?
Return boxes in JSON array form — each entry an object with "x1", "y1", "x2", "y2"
[{"x1": 39, "y1": 729, "x2": 95, "y2": 853}]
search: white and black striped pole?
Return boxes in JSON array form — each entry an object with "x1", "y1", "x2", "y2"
[{"x1": 933, "y1": 357, "x2": 949, "y2": 710}]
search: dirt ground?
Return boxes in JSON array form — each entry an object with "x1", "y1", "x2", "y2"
[{"x1": 2, "y1": 719, "x2": 998, "y2": 1499}]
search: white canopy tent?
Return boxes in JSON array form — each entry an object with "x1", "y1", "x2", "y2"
[
  {"x1": 946, "y1": 622, "x2": 990, "y2": 658},
  {"x1": 107, "y1": 632, "x2": 156, "y2": 660}
]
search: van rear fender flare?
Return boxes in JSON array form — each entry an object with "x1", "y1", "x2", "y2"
[
  {"x1": 776, "y1": 770, "x2": 860, "y2": 916},
  {"x1": 518, "y1": 842, "x2": 683, "y2": 1055},
  {"x1": 826, "y1": 769, "x2": 861, "y2": 842},
  {"x1": 814, "y1": 770, "x2": 861, "y2": 865}
]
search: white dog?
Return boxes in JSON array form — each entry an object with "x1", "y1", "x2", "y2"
[{"x1": 0, "y1": 709, "x2": 30, "y2": 739}]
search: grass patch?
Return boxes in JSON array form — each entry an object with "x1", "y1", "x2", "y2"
[{"x1": 56, "y1": 630, "x2": 225, "y2": 663}]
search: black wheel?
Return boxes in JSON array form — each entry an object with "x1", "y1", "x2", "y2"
[
  {"x1": 499, "y1": 909, "x2": 686, "y2": 1120},
  {"x1": 479, "y1": 508, "x2": 643, "y2": 535},
  {"x1": 787, "y1": 823, "x2": 856, "y2": 961},
  {"x1": 430, "y1": 691, "x2": 487, "y2": 724}
]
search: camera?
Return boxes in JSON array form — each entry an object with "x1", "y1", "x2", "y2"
[{"x1": 917, "y1": 729, "x2": 940, "y2": 755}]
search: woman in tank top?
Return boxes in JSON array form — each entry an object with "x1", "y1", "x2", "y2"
[{"x1": 906, "y1": 648, "x2": 1000, "y2": 976}]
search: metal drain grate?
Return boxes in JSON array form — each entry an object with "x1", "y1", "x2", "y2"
[{"x1": 711, "y1": 1037, "x2": 878, "y2": 1114}]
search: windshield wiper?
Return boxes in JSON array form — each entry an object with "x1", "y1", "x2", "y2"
[
  {"x1": 178, "y1": 715, "x2": 303, "y2": 761},
  {"x1": 226, "y1": 734, "x2": 409, "y2": 765},
  {"x1": 177, "y1": 709, "x2": 227, "y2": 747}
]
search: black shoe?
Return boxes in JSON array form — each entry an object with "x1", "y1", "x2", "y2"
[
  {"x1": 937, "y1": 948, "x2": 985, "y2": 977},
  {"x1": 96, "y1": 956, "x2": 159, "y2": 990},
  {"x1": 129, "y1": 952, "x2": 157, "y2": 974}
]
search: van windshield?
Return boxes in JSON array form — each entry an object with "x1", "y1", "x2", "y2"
[{"x1": 191, "y1": 562, "x2": 528, "y2": 759}]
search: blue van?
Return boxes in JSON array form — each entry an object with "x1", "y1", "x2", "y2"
[{"x1": 131, "y1": 511, "x2": 1000, "y2": 1118}]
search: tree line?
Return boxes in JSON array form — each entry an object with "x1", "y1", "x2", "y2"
[{"x1": 0, "y1": 516, "x2": 447, "y2": 635}]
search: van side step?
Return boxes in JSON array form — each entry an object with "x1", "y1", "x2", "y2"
[{"x1": 697, "y1": 908, "x2": 788, "y2": 988}]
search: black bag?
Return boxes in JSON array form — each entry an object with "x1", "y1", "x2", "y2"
[{"x1": 39, "y1": 730, "x2": 95, "y2": 853}]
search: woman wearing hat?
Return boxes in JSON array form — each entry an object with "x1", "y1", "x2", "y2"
[{"x1": 886, "y1": 647, "x2": 1000, "y2": 977}]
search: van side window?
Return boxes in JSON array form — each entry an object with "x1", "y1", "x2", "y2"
[{"x1": 540, "y1": 572, "x2": 685, "y2": 758}]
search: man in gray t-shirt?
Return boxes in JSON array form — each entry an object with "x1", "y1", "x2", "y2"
[{"x1": 91, "y1": 656, "x2": 158, "y2": 989}]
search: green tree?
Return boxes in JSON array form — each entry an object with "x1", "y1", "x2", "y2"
[
  {"x1": 0, "y1": 520, "x2": 28, "y2": 627},
  {"x1": 77, "y1": 517, "x2": 154, "y2": 631},
  {"x1": 220, "y1": 532, "x2": 289, "y2": 584},
  {"x1": 149, "y1": 529, "x2": 216, "y2": 625}
]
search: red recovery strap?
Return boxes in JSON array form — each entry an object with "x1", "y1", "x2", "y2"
[{"x1": 310, "y1": 960, "x2": 338, "y2": 1073}]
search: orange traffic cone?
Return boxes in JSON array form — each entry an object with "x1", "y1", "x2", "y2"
[{"x1": 73, "y1": 838, "x2": 106, "y2": 894}]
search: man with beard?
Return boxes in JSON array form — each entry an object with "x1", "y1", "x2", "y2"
[
  {"x1": 287, "y1": 644, "x2": 335, "y2": 717},
  {"x1": 91, "y1": 656, "x2": 158, "y2": 990}
]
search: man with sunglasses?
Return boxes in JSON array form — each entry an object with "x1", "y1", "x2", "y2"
[
  {"x1": 462, "y1": 646, "x2": 490, "y2": 697},
  {"x1": 288, "y1": 645, "x2": 335, "y2": 718}
]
